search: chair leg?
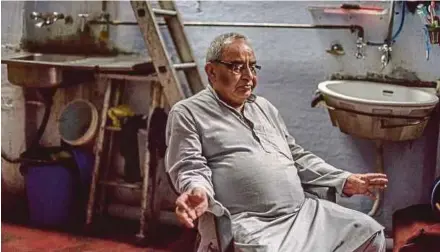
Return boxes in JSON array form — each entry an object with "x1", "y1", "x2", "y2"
[{"x1": 193, "y1": 232, "x2": 201, "y2": 252}]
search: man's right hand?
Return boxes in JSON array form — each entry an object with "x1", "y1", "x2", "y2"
[{"x1": 175, "y1": 187, "x2": 209, "y2": 228}]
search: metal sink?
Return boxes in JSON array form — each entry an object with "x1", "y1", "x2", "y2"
[
  {"x1": 1, "y1": 53, "x2": 92, "y2": 88},
  {"x1": 1, "y1": 52, "x2": 153, "y2": 88},
  {"x1": 14, "y1": 53, "x2": 86, "y2": 63}
]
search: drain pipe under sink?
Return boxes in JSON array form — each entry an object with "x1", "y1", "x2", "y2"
[
  {"x1": 368, "y1": 140, "x2": 384, "y2": 216},
  {"x1": 369, "y1": 140, "x2": 394, "y2": 250}
]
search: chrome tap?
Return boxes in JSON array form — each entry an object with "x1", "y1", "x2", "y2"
[
  {"x1": 30, "y1": 11, "x2": 43, "y2": 20},
  {"x1": 378, "y1": 43, "x2": 392, "y2": 69},
  {"x1": 379, "y1": 0, "x2": 395, "y2": 70},
  {"x1": 78, "y1": 12, "x2": 111, "y2": 32},
  {"x1": 78, "y1": 13, "x2": 90, "y2": 32},
  {"x1": 30, "y1": 12, "x2": 66, "y2": 28},
  {"x1": 355, "y1": 37, "x2": 366, "y2": 59}
]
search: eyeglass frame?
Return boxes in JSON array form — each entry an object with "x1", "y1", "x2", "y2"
[{"x1": 211, "y1": 60, "x2": 262, "y2": 75}]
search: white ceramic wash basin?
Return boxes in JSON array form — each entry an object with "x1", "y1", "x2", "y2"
[
  {"x1": 318, "y1": 80, "x2": 439, "y2": 107},
  {"x1": 317, "y1": 80, "x2": 439, "y2": 141}
]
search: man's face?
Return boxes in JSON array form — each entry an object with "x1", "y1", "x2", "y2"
[{"x1": 205, "y1": 38, "x2": 259, "y2": 108}]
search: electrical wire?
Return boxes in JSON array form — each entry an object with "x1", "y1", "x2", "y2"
[
  {"x1": 367, "y1": 2, "x2": 405, "y2": 46},
  {"x1": 1, "y1": 88, "x2": 57, "y2": 164}
]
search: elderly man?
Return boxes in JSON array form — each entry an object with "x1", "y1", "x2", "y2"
[{"x1": 165, "y1": 32, "x2": 388, "y2": 252}]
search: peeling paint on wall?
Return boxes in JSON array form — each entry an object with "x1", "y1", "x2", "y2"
[
  {"x1": 2, "y1": 1, "x2": 439, "y2": 231},
  {"x1": 329, "y1": 69, "x2": 437, "y2": 88}
]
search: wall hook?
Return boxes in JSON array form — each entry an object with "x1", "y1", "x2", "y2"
[{"x1": 326, "y1": 43, "x2": 345, "y2": 56}]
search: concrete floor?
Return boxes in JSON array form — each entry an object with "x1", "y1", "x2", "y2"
[
  {"x1": 1, "y1": 183, "x2": 197, "y2": 251},
  {"x1": 0, "y1": 191, "x2": 399, "y2": 251},
  {"x1": 1, "y1": 217, "x2": 197, "y2": 252}
]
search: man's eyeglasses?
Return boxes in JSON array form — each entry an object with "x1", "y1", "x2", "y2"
[{"x1": 213, "y1": 60, "x2": 262, "y2": 75}]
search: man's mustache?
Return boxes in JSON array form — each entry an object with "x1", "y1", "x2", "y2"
[{"x1": 237, "y1": 83, "x2": 255, "y2": 89}]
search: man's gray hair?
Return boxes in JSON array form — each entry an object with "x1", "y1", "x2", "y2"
[{"x1": 205, "y1": 32, "x2": 250, "y2": 63}]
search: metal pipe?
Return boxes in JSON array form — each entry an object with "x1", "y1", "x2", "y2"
[
  {"x1": 386, "y1": 0, "x2": 396, "y2": 45},
  {"x1": 187, "y1": 22, "x2": 364, "y2": 38},
  {"x1": 101, "y1": 0, "x2": 107, "y2": 12},
  {"x1": 88, "y1": 20, "x2": 138, "y2": 26},
  {"x1": 368, "y1": 140, "x2": 384, "y2": 216},
  {"x1": 87, "y1": 20, "x2": 364, "y2": 39}
]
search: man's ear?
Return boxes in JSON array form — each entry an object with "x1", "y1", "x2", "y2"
[{"x1": 205, "y1": 63, "x2": 216, "y2": 83}]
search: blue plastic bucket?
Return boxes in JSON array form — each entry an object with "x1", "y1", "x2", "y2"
[{"x1": 24, "y1": 148, "x2": 93, "y2": 228}]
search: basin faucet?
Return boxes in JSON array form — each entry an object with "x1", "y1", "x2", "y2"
[
  {"x1": 355, "y1": 37, "x2": 366, "y2": 59},
  {"x1": 379, "y1": 0, "x2": 395, "y2": 70},
  {"x1": 30, "y1": 12, "x2": 67, "y2": 28},
  {"x1": 78, "y1": 12, "x2": 110, "y2": 34},
  {"x1": 78, "y1": 13, "x2": 90, "y2": 32},
  {"x1": 378, "y1": 43, "x2": 392, "y2": 70}
]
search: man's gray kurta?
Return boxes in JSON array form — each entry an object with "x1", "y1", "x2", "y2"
[{"x1": 165, "y1": 85, "x2": 384, "y2": 252}]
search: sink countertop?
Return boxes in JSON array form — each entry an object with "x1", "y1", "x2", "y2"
[{"x1": 1, "y1": 52, "x2": 155, "y2": 75}]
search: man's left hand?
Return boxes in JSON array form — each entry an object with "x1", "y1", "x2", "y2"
[{"x1": 342, "y1": 173, "x2": 388, "y2": 199}]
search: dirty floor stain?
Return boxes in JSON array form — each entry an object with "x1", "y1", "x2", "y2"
[{"x1": 1, "y1": 220, "x2": 197, "y2": 252}]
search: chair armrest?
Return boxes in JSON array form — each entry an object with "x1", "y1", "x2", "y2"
[{"x1": 303, "y1": 184, "x2": 337, "y2": 203}]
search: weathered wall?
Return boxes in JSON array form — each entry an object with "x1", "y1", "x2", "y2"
[
  {"x1": 111, "y1": 0, "x2": 440, "y2": 230},
  {"x1": 1, "y1": 1, "x2": 108, "y2": 218},
  {"x1": 2, "y1": 1, "x2": 439, "y2": 231},
  {"x1": 2, "y1": 1, "x2": 27, "y2": 195}
]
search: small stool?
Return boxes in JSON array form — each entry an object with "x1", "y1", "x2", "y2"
[{"x1": 392, "y1": 204, "x2": 440, "y2": 252}]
